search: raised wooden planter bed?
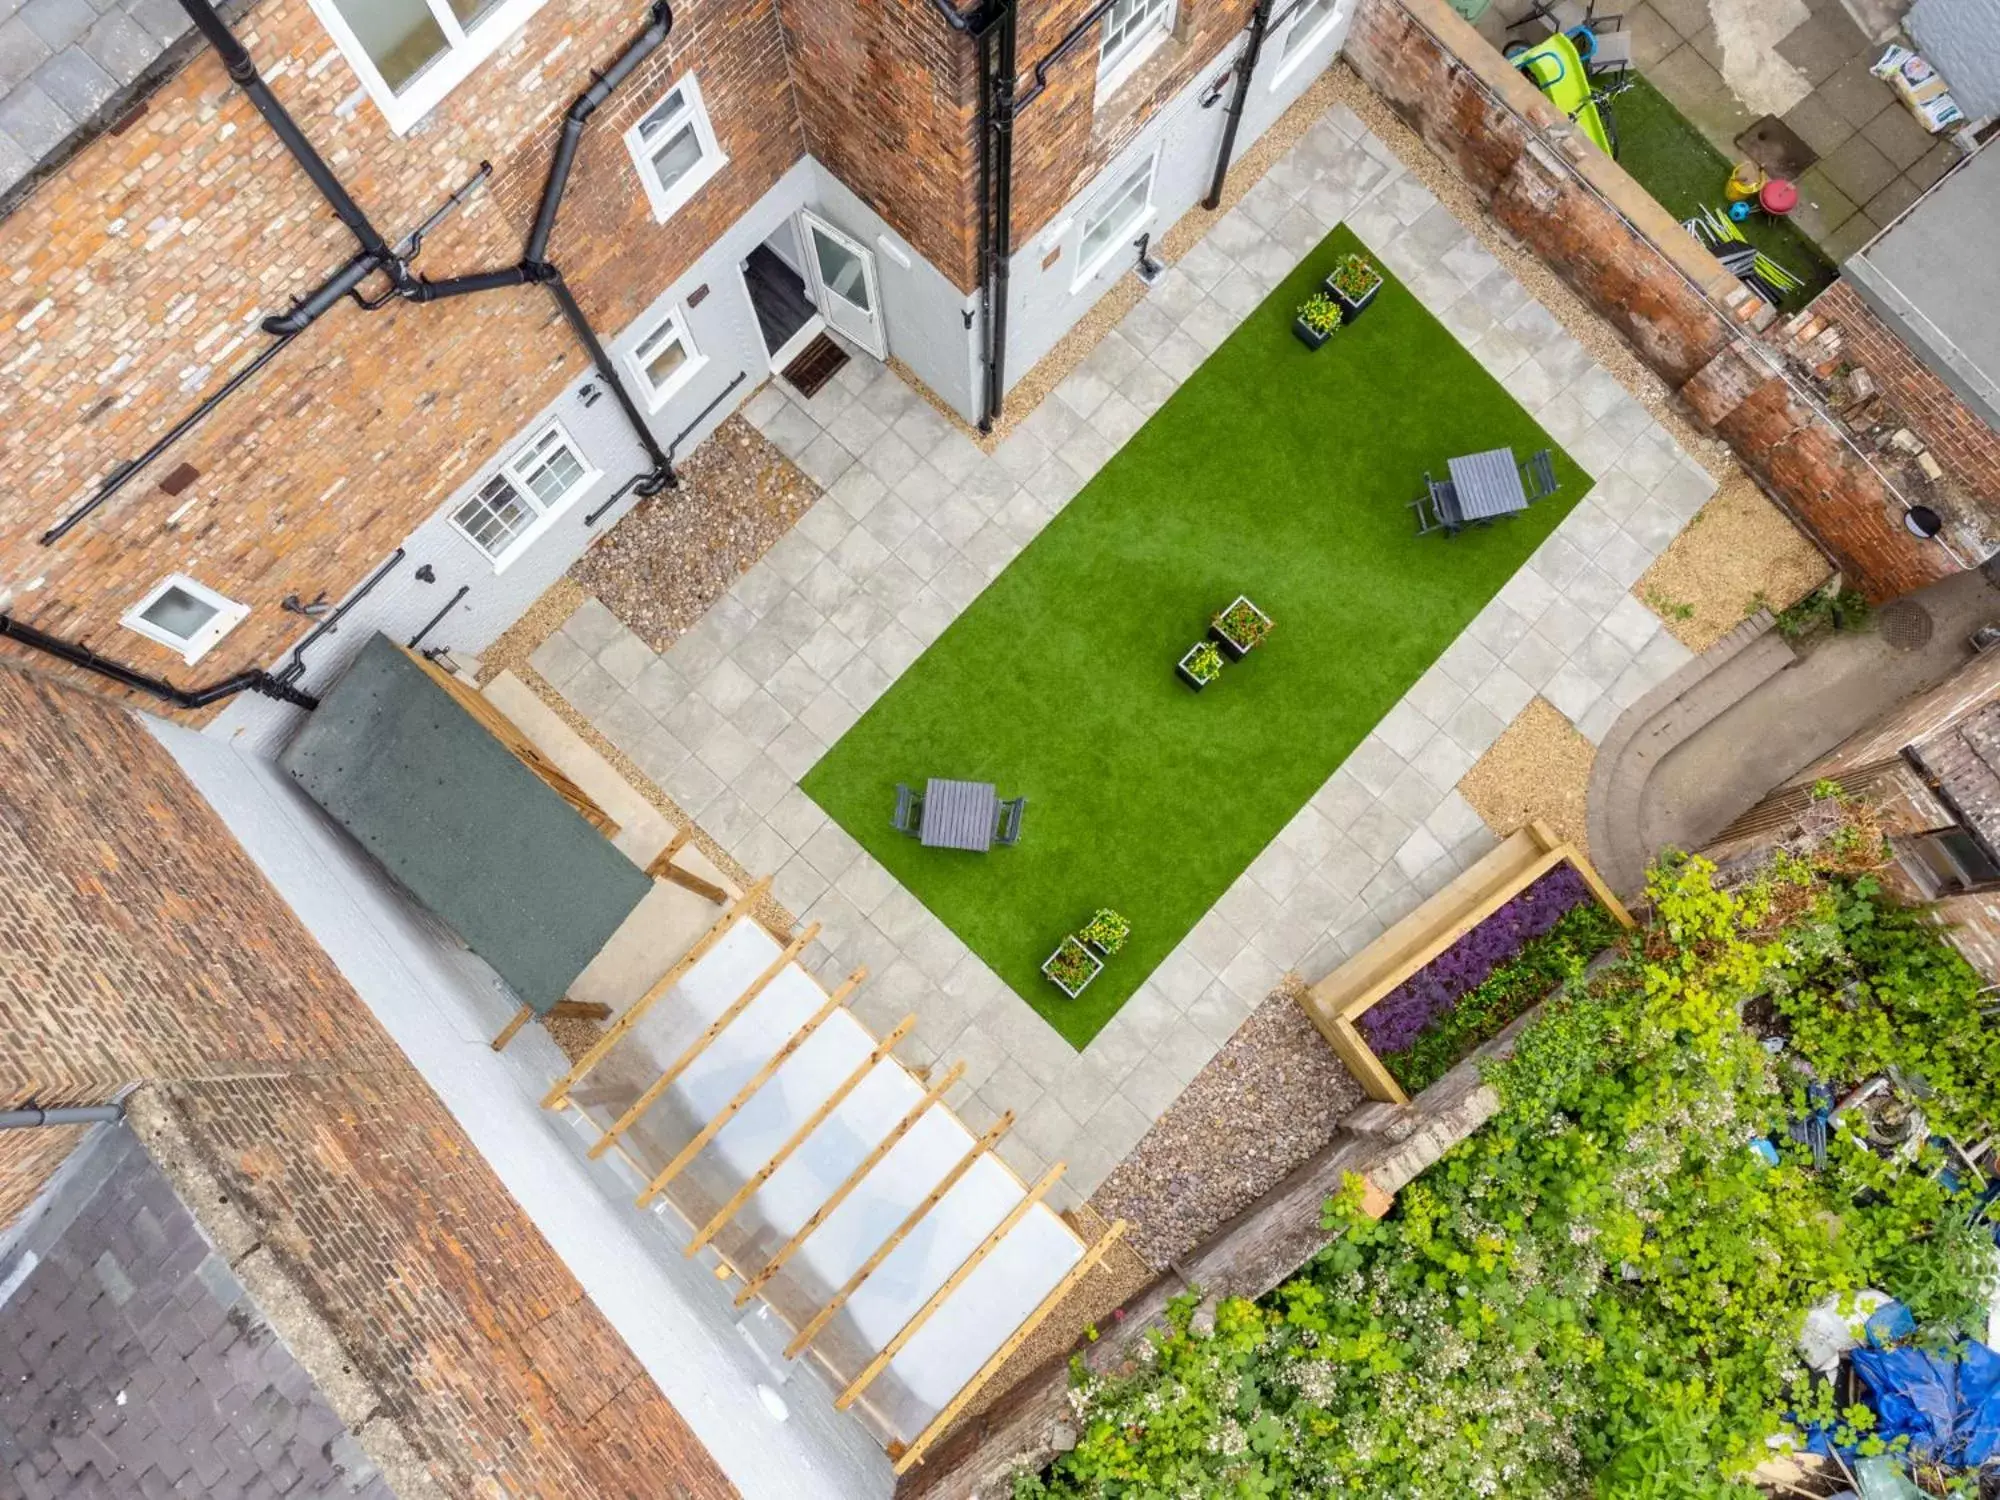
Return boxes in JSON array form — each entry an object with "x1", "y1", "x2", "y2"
[{"x1": 1298, "y1": 820, "x2": 1634, "y2": 1103}]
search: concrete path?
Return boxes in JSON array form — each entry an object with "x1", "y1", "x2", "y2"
[
  {"x1": 527, "y1": 103, "x2": 1716, "y2": 1208},
  {"x1": 1639, "y1": 566, "x2": 2000, "y2": 855}
]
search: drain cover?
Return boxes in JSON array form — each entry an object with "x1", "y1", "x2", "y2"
[
  {"x1": 1735, "y1": 116, "x2": 1818, "y2": 179},
  {"x1": 1878, "y1": 599, "x2": 1934, "y2": 651}
]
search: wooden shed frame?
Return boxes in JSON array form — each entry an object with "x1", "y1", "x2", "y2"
[
  {"x1": 541, "y1": 891, "x2": 1124, "y2": 1475},
  {"x1": 1299, "y1": 821, "x2": 1633, "y2": 1104}
]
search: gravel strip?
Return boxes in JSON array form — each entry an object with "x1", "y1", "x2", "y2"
[
  {"x1": 1636, "y1": 470, "x2": 1829, "y2": 651},
  {"x1": 478, "y1": 576, "x2": 585, "y2": 685},
  {"x1": 571, "y1": 415, "x2": 820, "y2": 652},
  {"x1": 1089, "y1": 981, "x2": 1363, "y2": 1272},
  {"x1": 1458, "y1": 696, "x2": 1597, "y2": 854}
]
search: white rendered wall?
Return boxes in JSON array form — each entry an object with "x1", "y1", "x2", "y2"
[
  {"x1": 145, "y1": 712, "x2": 897, "y2": 1500},
  {"x1": 1004, "y1": 1, "x2": 1352, "y2": 387}
]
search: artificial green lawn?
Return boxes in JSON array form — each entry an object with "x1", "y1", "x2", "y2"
[
  {"x1": 802, "y1": 226, "x2": 1590, "y2": 1047},
  {"x1": 1613, "y1": 73, "x2": 1837, "y2": 309}
]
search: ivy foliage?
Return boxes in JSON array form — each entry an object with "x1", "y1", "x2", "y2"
[{"x1": 1021, "y1": 850, "x2": 1998, "y2": 1500}]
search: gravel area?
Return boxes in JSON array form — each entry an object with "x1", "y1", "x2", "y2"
[
  {"x1": 1088, "y1": 981, "x2": 1363, "y2": 1272},
  {"x1": 1636, "y1": 470, "x2": 1830, "y2": 651},
  {"x1": 478, "y1": 576, "x2": 585, "y2": 684},
  {"x1": 1458, "y1": 696, "x2": 1597, "y2": 854},
  {"x1": 571, "y1": 415, "x2": 819, "y2": 651}
]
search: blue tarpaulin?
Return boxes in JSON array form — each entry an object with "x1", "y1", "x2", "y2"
[{"x1": 1850, "y1": 1339, "x2": 2000, "y2": 1467}]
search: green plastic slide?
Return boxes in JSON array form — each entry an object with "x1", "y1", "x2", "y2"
[{"x1": 1514, "y1": 33, "x2": 1614, "y2": 157}]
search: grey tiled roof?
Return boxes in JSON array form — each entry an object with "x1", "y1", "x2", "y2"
[
  {"x1": 0, "y1": 1123, "x2": 397, "y2": 1499},
  {"x1": 0, "y1": 0, "x2": 192, "y2": 201}
]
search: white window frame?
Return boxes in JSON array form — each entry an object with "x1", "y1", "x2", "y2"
[
  {"x1": 623, "y1": 72, "x2": 729, "y2": 224},
  {"x1": 626, "y1": 305, "x2": 708, "y2": 411},
  {"x1": 1271, "y1": 0, "x2": 1343, "y2": 87},
  {"x1": 1096, "y1": 0, "x2": 1176, "y2": 97},
  {"x1": 1072, "y1": 149, "x2": 1159, "y2": 291},
  {"x1": 302, "y1": 0, "x2": 550, "y2": 135},
  {"x1": 448, "y1": 420, "x2": 600, "y2": 573},
  {"x1": 121, "y1": 574, "x2": 249, "y2": 664}
]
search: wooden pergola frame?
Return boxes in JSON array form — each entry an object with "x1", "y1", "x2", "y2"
[
  {"x1": 537, "y1": 890, "x2": 1127, "y2": 1468},
  {"x1": 1298, "y1": 821, "x2": 1633, "y2": 1104}
]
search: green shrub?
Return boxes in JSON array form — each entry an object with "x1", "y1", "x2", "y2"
[{"x1": 1029, "y1": 849, "x2": 1998, "y2": 1499}]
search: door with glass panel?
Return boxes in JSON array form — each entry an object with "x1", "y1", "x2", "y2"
[{"x1": 798, "y1": 211, "x2": 886, "y2": 359}]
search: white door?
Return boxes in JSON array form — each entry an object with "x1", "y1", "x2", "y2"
[{"x1": 799, "y1": 210, "x2": 886, "y2": 359}]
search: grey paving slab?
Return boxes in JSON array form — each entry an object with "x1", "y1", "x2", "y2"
[{"x1": 530, "y1": 104, "x2": 1710, "y2": 1199}]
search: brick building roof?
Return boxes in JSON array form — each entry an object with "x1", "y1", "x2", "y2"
[
  {"x1": 0, "y1": 1122, "x2": 395, "y2": 1499},
  {"x1": 1911, "y1": 697, "x2": 2000, "y2": 856}
]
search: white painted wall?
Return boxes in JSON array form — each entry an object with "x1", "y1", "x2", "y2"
[
  {"x1": 210, "y1": 160, "x2": 825, "y2": 755},
  {"x1": 1004, "y1": 1, "x2": 1352, "y2": 387},
  {"x1": 145, "y1": 712, "x2": 897, "y2": 1500}
]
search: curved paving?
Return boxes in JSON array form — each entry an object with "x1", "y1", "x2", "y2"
[{"x1": 1585, "y1": 610, "x2": 1792, "y2": 897}]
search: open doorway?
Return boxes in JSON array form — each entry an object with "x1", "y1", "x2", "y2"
[{"x1": 743, "y1": 221, "x2": 847, "y2": 398}]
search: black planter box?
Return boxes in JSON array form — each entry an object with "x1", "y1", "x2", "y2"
[
  {"x1": 1326, "y1": 274, "x2": 1382, "y2": 324},
  {"x1": 1177, "y1": 644, "x2": 1222, "y2": 691},
  {"x1": 1292, "y1": 315, "x2": 1331, "y2": 350}
]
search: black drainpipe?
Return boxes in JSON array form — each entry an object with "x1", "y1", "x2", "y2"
[
  {"x1": 38, "y1": 0, "x2": 676, "y2": 548},
  {"x1": 0, "y1": 614, "x2": 320, "y2": 710},
  {"x1": 1204, "y1": 0, "x2": 1278, "y2": 210}
]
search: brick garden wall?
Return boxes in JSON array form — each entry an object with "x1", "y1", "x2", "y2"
[
  {"x1": 0, "y1": 1121, "x2": 86, "y2": 1235},
  {"x1": 0, "y1": 661, "x2": 736, "y2": 1498},
  {"x1": 1809, "y1": 280, "x2": 2000, "y2": 517},
  {"x1": 1342, "y1": 0, "x2": 1965, "y2": 604},
  {"x1": 0, "y1": 0, "x2": 803, "y2": 721}
]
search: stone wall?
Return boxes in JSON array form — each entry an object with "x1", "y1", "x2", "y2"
[
  {"x1": 1341, "y1": 0, "x2": 1966, "y2": 603},
  {"x1": 0, "y1": 661, "x2": 736, "y2": 1497}
]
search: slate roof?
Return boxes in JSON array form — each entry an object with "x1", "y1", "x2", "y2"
[
  {"x1": 0, "y1": 1123, "x2": 395, "y2": 1499},
  {"x1": 0, "y1": 0, "x2": 194, "y2": 205},
  {"x1": 1911, "y1": 698, "x2": 2000, "y2": 857}
]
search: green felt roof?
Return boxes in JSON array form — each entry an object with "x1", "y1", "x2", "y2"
[{"x1": 280, "y1": 633, "x2": 650, "y2": 1013}]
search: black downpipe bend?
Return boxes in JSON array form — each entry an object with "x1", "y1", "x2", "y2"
[
  {"x1": 1204, "y1": 0, "x2": 1276, "y2": 210},
  {"x1": 0, "y1": 614, "x2": 320, "y2": 710},
  {"x1": 542, "y1": 269, "x2": 674, "y2": 486}
]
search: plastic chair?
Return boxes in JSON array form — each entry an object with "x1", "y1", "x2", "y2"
[
  {"x1": 892, "y1": 782, "x2": 925, "y2": 836},
  {"x1": 994, "y1": 796, "x2": 1027, "y2": 847},
  {"x1": 1521, "y1": 448, "x2": 1559, "y2": 502}
]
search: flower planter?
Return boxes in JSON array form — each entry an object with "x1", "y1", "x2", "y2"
[
  {"x1": 1324, "y1": 255, "x2": 1384, "y2": 325},
  {"x1": 1291, "y1": 315, "x2": 1331, "y2": 350},
  {"x1": 1209, "y1": 595, "x2": 1273, "y2": 661},
  {"x1": 1177, "y1": 641, "x2": 1225, "y2": 691},
  {"x1": 1079, "y1": 908, "x2": 1130, "y2": 957},
  {"x1": 1042, "y1": 935, "x2": 1104, "y2": 999}
]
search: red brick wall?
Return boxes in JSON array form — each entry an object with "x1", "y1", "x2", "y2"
[
  {"x1": 1809, "y1": 281, "x2": 2000, "y2": 515},
  {"x1": 1344, "y1": 0, "x2": 1967, "y2": 605},
  {"x1": 0, "y1": 1123, "x2": 86, "y2": 1236},
  {"x1": 0, "y1": 661, "x2": 735, "y2": 1498},
  {"x1": 0, "y1": 0, "x2": 802, "y2": 721},
  {"x1": 1008, "y1": 0, "x2": 1254, "y2": 244},
  {"x1": 780, "y1": 0, "x2": 982, "y2": 289}
]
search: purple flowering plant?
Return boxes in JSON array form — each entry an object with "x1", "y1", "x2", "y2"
[{"x1": 1357, "y1": 866, "x2": 1597, "y2": 1057}]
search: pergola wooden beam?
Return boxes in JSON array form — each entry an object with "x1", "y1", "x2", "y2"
[
  {"x1": 733, "y1": 1061, "x2": 964, "y2": 1304},
  {"x1": 541, "y1": 877, "x2": 770, "y2": 1109},
  {"x1": 587, "y1": 921, "x2": 822, "y2": 1158},
  {"x1": 635, "y1": 976, "x2": 857, "y2": 1207},
  {"x1": 891, "y1": 1220, "x2": 1128, "y2": 1476},
  {"x1": 689, "y1": 1014, "x2": 915, "y2": 1256},
  {"x1": 834, "y1": 1161, "x2": 1065, "y2": 1410},
  {"x1": 787, "y1": 1111, "x2": 1015, "y2": 1359},
  {"x1": 491, "y1": 999, "x2": 611, "y2": 1053}
]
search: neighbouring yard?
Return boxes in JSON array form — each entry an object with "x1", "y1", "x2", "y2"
[
  {"x1": 1612, "y1": 73, "x2": 1837, "y2": 310},
  {"x1": 803, "y1": 225, "x2": 1588, "y2": 1047},
  {"x1": 1027, "y1": 808, "x2": 2000, "y2": 1499}
]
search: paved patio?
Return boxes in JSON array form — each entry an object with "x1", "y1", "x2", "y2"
[{"x1": 524, "y1": 101, "x2": 1715, "y2": 1210}]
